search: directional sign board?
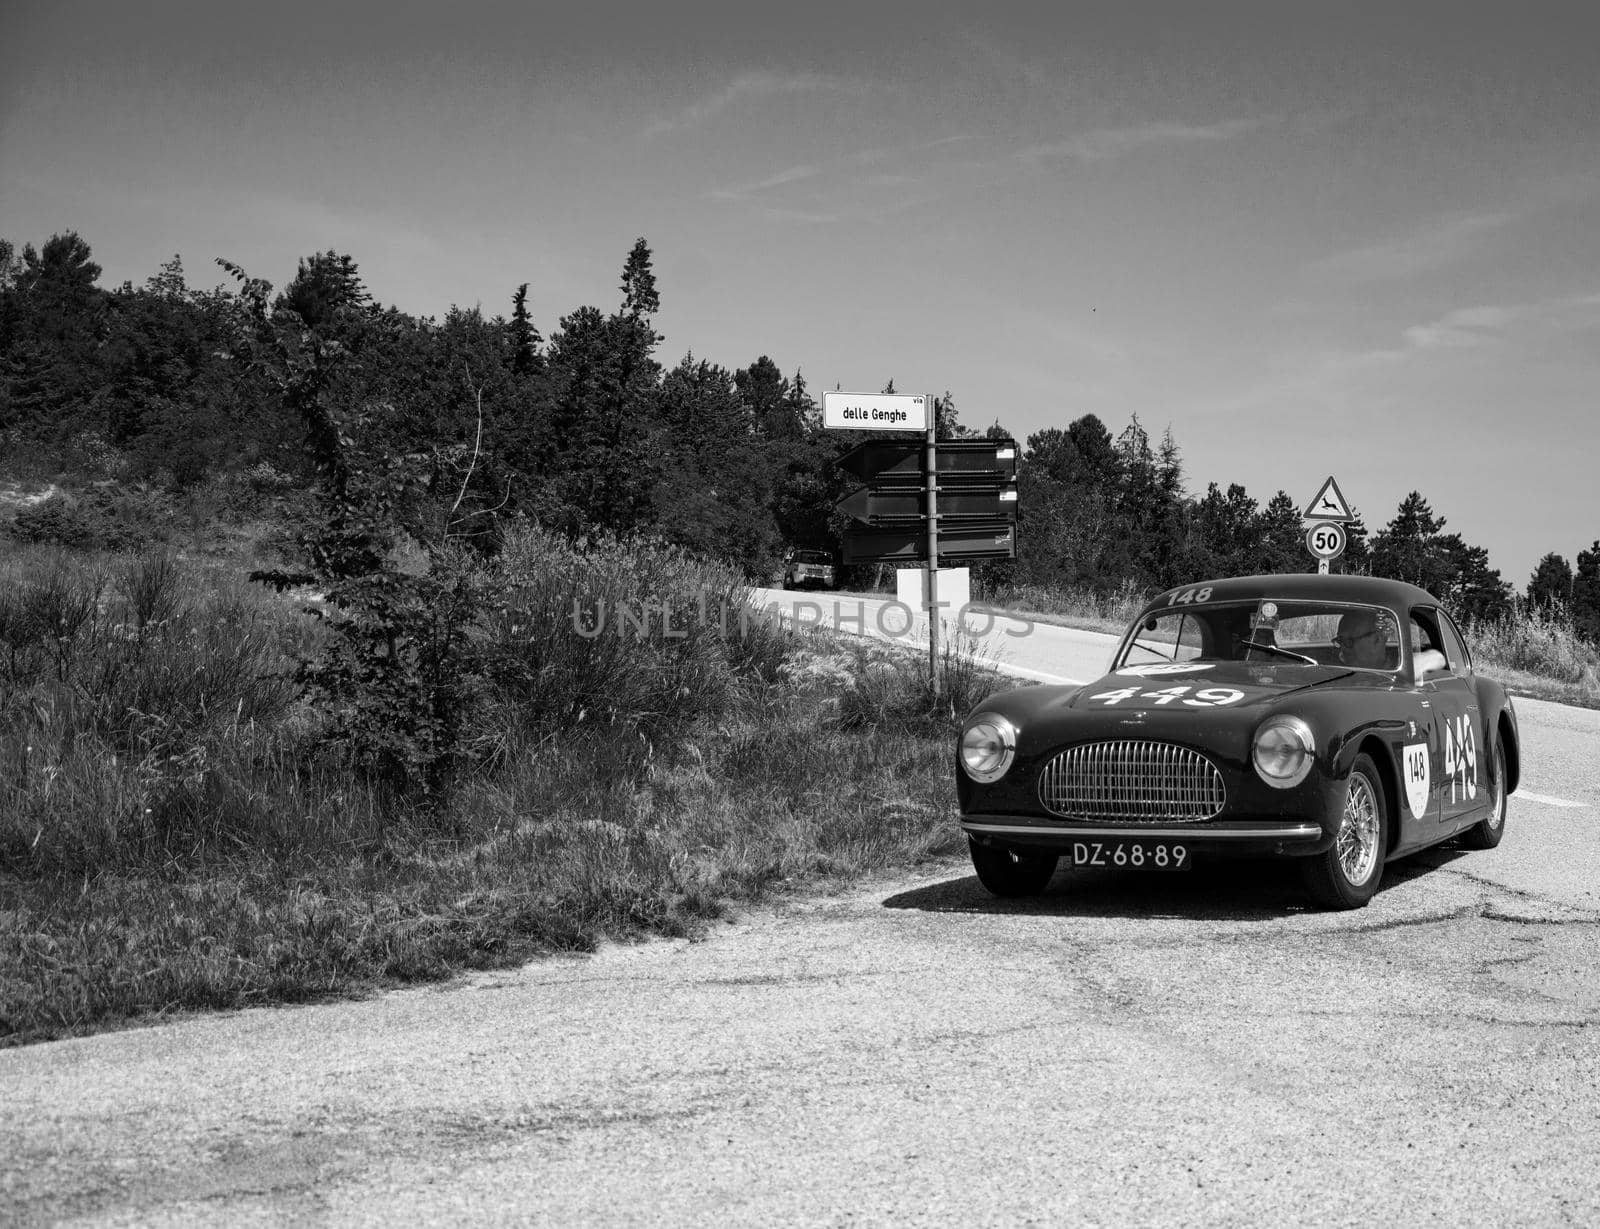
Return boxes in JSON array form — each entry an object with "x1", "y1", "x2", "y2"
[
  {"x1": 840, "y1": 519, "x2": 1016, "y2": 564},
  {"x1": 834, "y1": 438, "x2": 1019, "y2": 563},
  {"x1": 835, "y1": 484, "x2": 1018, "y2": 522},
  {"x1": 822, "y1": 391, "x2": 928, "y2": 433},
  {"x1": 835, "y1": 438, "x2": 1018, "y2": 486},
  {"x1": 1302, "y1": 475, "x2": 1355, "y2": 522},
  {"x1": 1305, "y1": 520, "x2": 1348, "y2": 561}
]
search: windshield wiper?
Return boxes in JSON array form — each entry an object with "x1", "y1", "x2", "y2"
[{"x1": 1233, "y1": 636, "x2": 1317, "y2": 665}]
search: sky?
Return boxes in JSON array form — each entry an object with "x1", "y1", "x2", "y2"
[{"x1": 3, "y1": 1, "x2": 1597, "y2": 587}]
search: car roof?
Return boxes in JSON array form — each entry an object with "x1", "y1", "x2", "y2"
[{"x1": 1147, "y1": 573, "x2": 1440, "y2": 612}]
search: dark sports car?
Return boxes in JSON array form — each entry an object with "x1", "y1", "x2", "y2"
[{"x1": 957, "y1": 575, "x2": 1519, "y2": 910}]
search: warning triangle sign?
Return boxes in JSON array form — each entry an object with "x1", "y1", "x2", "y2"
[{"x1": 1303, "y1": 475, "x2": 1355, "y2": 521}]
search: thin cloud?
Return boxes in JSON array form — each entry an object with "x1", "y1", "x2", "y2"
[
  {"x1": 710, "y1": 165, "x2": 820, "y2": 202},
  {"x1": 1404, "y1": 305, "x2": 1517, "y2": 349},
  {"x1": 1403, "y1": 293, "x2": 1600, "y2": 349},
  {"x1": 644, "y1": 72, "x2": 856, "y2": 137},
  {"x1": 850, "y1": 134, "x2": 980, "y2": 165},
  {"x1": 1309, "y1": 213, "x2": 1510, "y2": 283},
  {"x1": 1019, "y1": 117, "x2": 1269, "y2": 163}
]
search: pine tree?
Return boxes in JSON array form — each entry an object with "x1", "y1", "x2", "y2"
[
  {"x1": 1571, "y1": 542, "x2": 1600, "y2": 644},
  {"x1": 619, "y1": 238, "x2": 660, "y2": 323},
  {"x1": 1526, "y1": 553, "x2": 1573, "y2": 610},
  {"x1": 1258, "y1": 491, "x2": 1305, "y2": 573},
  {"x1": 1370, "y1": 492, "x2": 1449, "y2": 591},
  {"x1": 276, "y1": 251, "x2": 370, "y2": 330},
  {"x1": 508, "y1": 283, "x2": 541, "y2": 375}
]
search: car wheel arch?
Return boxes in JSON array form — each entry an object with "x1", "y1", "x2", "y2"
[
  {"x1": 1355, "y1": 733, "x2": 1403, "y2": 855},
  {"x1": 1497, "y1": 712, "x2": 1520, "y2": 794}
]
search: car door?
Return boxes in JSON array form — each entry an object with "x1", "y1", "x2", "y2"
[{"x1": 1411, "y1": 606, "x2": 1481, "y2": 827}]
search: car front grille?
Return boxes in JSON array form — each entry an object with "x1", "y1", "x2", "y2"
[{"x1": 1039, "y1": 740, "x2": 1226, "y2": 823}]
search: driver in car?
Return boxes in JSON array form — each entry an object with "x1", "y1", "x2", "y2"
[{"x1": 1335, "y1": 610, "x2": 1390, "y2": 669}]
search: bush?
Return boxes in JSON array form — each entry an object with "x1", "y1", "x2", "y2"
[
  {"x1": 1468, "y1": 599, "x2": 1600, "y2": 686},
  {"x1": 5, "y1": 485, "x2": 174, "y2": 552}
]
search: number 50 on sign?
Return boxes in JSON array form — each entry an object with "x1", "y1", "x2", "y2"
[{"x1": 1305, "y1": 520, "x2": 1347, "y2": 561}]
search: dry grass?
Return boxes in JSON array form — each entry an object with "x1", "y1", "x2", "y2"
[{"x1": 0, "y1": 537, "x2": 1006, "y2": 1045}]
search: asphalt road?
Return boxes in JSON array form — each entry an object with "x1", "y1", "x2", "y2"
[{"x1": 4, "y1": 594, "x2": 1598, "y2": 1226}]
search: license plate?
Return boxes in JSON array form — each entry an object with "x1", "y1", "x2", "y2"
[{"x1": 1069, "y1": 841, "x2": 1190, "y2": 871}]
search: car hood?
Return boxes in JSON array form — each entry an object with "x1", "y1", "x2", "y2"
[
  {"x1": 971, "y1": 660, "x2": 1393, "y2": 758},
  {"x1": 1058, "y1": 660, "x2": 1370, "y2": 711}
]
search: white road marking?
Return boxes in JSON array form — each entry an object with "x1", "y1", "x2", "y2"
[
  {"x1": 1516, "y1": 790, "x2": 1587, "y2": 809},
  {"x1": 986, "y1": 661, "x2": 1084, "y2": 686}
]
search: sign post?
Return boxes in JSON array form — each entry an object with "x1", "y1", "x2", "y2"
[
  {"x1": 924, "y1": 398, "x2": 940, "y2": 695},
  {"x1": 824, "y1": 391, "x2": 1019, "y2": 700},
  {"x1": 1304, "y1": 521, "x2": 1348, "y2": 575},
  {"x1": 1300, "y1": 475, "x2": 1356, "y2": 574}
]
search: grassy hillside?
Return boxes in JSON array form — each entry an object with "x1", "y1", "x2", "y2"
[{"x1": 0, "y1": 533, "x2": 999, "y2": 1044}]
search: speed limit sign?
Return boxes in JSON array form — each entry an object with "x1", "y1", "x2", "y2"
[{"x1": 1305, "y1": 520, "x2": 1347, "y2": 561}]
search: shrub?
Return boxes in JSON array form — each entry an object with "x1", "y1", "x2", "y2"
[{"x1": 1468, "y1": 599, "x2": 1600, "y2": 686}]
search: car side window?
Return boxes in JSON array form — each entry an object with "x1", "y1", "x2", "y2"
[
  {"x1": 1438, "y1": 610, "x2": 1473, "y2": 673},
  {"x1": 1406, "y1": 609, "x2": 1443, "y2": 679}
]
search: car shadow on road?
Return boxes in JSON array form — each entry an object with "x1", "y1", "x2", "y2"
[{"x1": 883, "y1": 849, "x2": 1475, "y2": 922}]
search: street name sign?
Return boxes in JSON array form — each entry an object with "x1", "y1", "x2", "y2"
[{"x1": 822, "y1": 391, "x2": 928, "y2": 432}]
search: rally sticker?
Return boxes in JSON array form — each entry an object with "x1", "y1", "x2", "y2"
[
  {"x1": 1402, "y1": 742, "x2": 1430, "y2": 818},
  {"x1": 1116, "y1": 663, "x2": 1215, "y2": 677}
]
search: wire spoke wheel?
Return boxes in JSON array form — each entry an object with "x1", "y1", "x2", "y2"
[
  {"x1": 1303, "y1": 753, "x2": 1388, "y2": 909},
  {"x1": 1337, "y1": 772, "x2": 1382, "y2": 886}
]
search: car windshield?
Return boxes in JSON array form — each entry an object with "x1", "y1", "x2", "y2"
[
  {"x1": 1116, "y1": 598, "x2": 1403, "y2": 673},
  {"x1": 794, "y1": 552, "x2": 829, "y2": 564}
]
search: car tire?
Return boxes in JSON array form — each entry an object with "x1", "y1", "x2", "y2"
[
  {"x1": 1459, "y1": 738, "x2": 1508, "y2": 850},
  {"x1": 969, "y1": 838, "x2": 1057, "y2": 897},
  {"x1": 1302, "y1": 752, "x2": 1388, "y2": 910}
]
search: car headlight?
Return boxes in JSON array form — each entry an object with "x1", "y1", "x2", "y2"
[
  {"x1": 960, "y1": 713, "x2": 1018, "y2": 783},
  {"x1": 1252, "y1": 716, "x2": 1316, "y2": 788}
]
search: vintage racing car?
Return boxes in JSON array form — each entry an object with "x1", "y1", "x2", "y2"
[{"x1": 957, "y1": 575, "x2": 1519, "y2": 909}]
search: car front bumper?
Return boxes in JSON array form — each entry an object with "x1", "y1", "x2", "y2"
[{"x1": 961, "y1": 815, "x2": 1329, "y2": 857}]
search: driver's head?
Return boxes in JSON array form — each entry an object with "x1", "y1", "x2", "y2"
[{"x1": 1335, "y1": 610, "x2": 1388, "y2": 668}]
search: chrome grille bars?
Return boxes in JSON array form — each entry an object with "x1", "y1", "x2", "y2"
[{"x1": 1039, "y1": 741, "x2": 1226, "y2": 823}]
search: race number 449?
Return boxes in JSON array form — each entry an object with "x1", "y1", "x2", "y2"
[{"x1": 1442, "y1": 715, "x2": 1478, "y2": 804}]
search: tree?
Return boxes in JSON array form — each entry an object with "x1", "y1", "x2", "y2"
[
  {"x1": 1435, "y1": 534, "x2": 1511, "y2": 623},
  {"x1": 1369, "y1": 491, "x2": 1508, "y2": 616},
  {"x1": 275, "y1": 251, "x2": 370, "y2": 331},
  {"x1": 145, "y1": 254, "x2": 187, "y2": 299},
  {"x1": 935, "y1": 390, "x2": 976, "y2": 438},
  {"x1": 653, "y1": 355, "x2": 779, "y2": 574},
  {"x1": 735, "y1": 355, "x2": 789, "y2": 437},
  {"x1": 541, "y1": 269, "x2": 663, "y2": 536},
  {"x1": 1, "y1": 231, "x2": 110, "y2": 444},
  {"x1": 1526, "y1": 553, "x2": 1573, "y2": 610},
  {"x1": 508, "y1": 283, "x2": 542, "y2": 375},
  {"x1": 1370, "y1": 492, "x2": 1451, "y2": 592},
  {"x1": 1189, "y1": 482, "x2": 1260, "y2": 578},
  {"x1": 1572, "y1": 542, "x2": 1600, "y2": 644},
  {"x1": 619, "y1": 237, "x2": 660, "y2": 323},
  {"x1": 1257, "y1": 491, "x2": 1305, "y2": 574}
]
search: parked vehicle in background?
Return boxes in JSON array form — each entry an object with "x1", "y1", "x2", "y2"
[{"x1": 782, "y1": 550, "x2": 837, "y2": 591}]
